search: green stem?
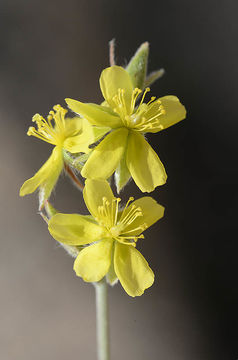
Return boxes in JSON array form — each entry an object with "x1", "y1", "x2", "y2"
[{"x1": 94, "y1": 278, "x2": 110, "y2": 360}]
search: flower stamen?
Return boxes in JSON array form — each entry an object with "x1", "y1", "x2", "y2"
[
  {"x1": 130, "y1": 88, "x2": 142, "y2": 114},
  {"x1": 27, "y1": 105, "x2": 68, "y2": 146},
  {"x1": 111, "y1": 85, "x2": 166, "y2": 132},
  {"x1": 138, "y1": 87, "x2": 150, "y2": 107},
  {"x1": 97, "y1": 195, "x2": 148, "y2": 245}
]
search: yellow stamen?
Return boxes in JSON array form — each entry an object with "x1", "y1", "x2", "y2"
[
  {"x1": 132, "y1": 98, "x2": 166, "y2": 132},
  {"x1": 120, "y1": 223, "x2": 148, "y2": 235},
  {"x1": 97, "y1": 195, "x2": 147, "y2": 245},
  {"x1": 111, "y1": 85, "x2": 166, "y2": 132},
  {"x1": 138, "y1": 87, "x2": 150, "y2": 107},
  {"x1": 112, "y1": 88, "x2": 128, "y2": 119},
  {"x1": 27, "y1": 105, "x2": 68, "y2": 146},
  {"x1": 130, "y1": 88, "x2": 142, "y2": 114}
]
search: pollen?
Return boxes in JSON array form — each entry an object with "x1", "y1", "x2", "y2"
[{"x1": 27, "y1": 105, "x2": 68, "y2": 146}]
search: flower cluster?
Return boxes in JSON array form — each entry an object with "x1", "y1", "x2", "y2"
[{"x1": 20, "y1": 43, "x2": 186, "y2": 297}]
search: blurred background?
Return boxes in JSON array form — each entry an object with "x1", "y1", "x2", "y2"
[{"x1": 0, "y1": 0, "x2": 237, "y2": 359}]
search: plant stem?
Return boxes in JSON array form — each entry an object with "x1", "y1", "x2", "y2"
[
  {"x1": 64, "y1": 163, "x2": 84, "y2": 191},
  {"x1": 109, "y1": 38, "x2": 116, "y2": 66},
  {"x1": 94, "y1": 278, "x2": 110, "y2": 360}
]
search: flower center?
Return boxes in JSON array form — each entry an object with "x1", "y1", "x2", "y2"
[
  {"x1": 27, "y1": 105, "x2": 68, "y2": 146},
  {"x1": 112, "y1": 87, "x2": 166, "y2": 132},
  {"x1": 97, "y1": 196, "x2": 147, "y2": 246}
]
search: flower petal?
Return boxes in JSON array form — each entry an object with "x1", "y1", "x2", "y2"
[
  {"x1": 81, "y1": 128, "x2": 128, "y2": 180},
  {"x1": 99, "y1": 66, "x2": 133, "y2": 112},
  {"x1": 73, "y1": 239, "x2": 113, "y2": 282},
  {"x1": 120, "y1": 197, "x2": 164, "y2": 236},
  {"x1": 150, "y1": 95, "x2": 186, "y2": 133},
  {"x1": 92, "y1": 126, "x2": 111, "y2": 142},
  {"x1": 65, "y1": 98, "x2": 122, "y2": 128},
  {"x1": 126, "y1": 131, "x2": 167, "y2": 192},
  {"x1": 63, "y1": 118, "x2": 95, "y2": 154},
  {"x1": 19, "y1": 146, "x2": 63, "y2": 208},
  {"x1": 64, "y1": 116, "x2": 83, "y2": 137},
  {"x1": 114, "y1": 243, "x2": 154, "y2": 297},
  {"x1": 83, "y1": 179, "x2": 115, "y2": 219},
  {"x1": 48, "y1": 213, "x2": 105, "y2": 246}
]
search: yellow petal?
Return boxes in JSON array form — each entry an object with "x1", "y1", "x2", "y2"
[
  {"x1": 81, "y1": 128, "x2": 128, "y2": 180},
  {"x1": 114, "y1": 243, "x2": 154, "y2": 297},
  {"x1": 48, "y1": 213, "x2": 105, "y2": 246},
  {"x1": 64, "y1": 116, "x2": 83, "y2": 137},
  {"x1": 126, "y1": 131, "x2": 167, "y2": 192},
  {"x1": 120, "y1": 197, "x2": 164, "y2": 236},
  {"x1": 92, "y1": 126, "x2": 111, "y2": 142},
  {"x1": 99, "y1": 66, "x2": 133, "y2": 112},
  {"x1": 65, "y1": 99, "x2": 122, "y2": 128},
  {"x1": 83, "y1": 179, "x2": 115, "y2": 219},
  {"x1": 150, "y1": 95, "x2": 186, "y2": 133},
  {"x1": 19, "y1": 146, "x2": 63, "y2": 208},
  {"x1": 63, "y1": 118, "x2": 94, "y2": 154},
  {"x1": 73, "y1": 238, "x2": 113, "y2": 282}
]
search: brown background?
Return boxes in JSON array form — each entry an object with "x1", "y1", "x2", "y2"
[{"x1": 0, "y1": 0, "x2": 237, "y2": 359}]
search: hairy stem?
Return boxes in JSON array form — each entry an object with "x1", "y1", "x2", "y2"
[{"x1": 109, "y1": 39, "x2": 116, "y2": 66}]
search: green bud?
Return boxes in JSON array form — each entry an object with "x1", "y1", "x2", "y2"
[
  {"x1": 126, "y1": 42, "x2": 165, "y2": 90},
  {"x1": 126, "y1": 42, "x2": 149, "y2": 90}
]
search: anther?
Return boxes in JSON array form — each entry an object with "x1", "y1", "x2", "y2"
[
  {"x1": 32, "y1": 114, "x2": 41, "y2": 122},
  {"x1": 27, "y1": 127, "x2": 34, "y2": 135}
]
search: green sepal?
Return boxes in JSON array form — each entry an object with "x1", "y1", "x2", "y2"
[
  {"x1": 63, "y1": 149, "x2": 89, "y2": 172},
  {"x1": 126, "y1": 42, "x2": 149, "y2": 90},
  {"x1": 106, "y1": 244, "x2": 118, "y2": 286},
  {"x1": 44, "y1": 200, "x2": 58, "y2": 218},
  {"x1": 72, "y1": 153, "x2": 90, "y2": 170},
  {"x1": 114, "y1": 153, "x2": 131, "y2": 194},
  {"x1": 61, "y1": 243, "x2": 83, "y2": 259},
  {"x1": 145, "y1": 68, "x2": 165, "y2": 88}
]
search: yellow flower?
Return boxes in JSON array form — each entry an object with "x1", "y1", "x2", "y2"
[
  {"x1": 20, "y1": 105, "x2": 96, "y2": 209},
  {"x1": 48, "y1": 179, "x2": 164, "y2": 297},
  {"x1": 66, "y1": 66, "x2": 186, "y2": 192}
]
